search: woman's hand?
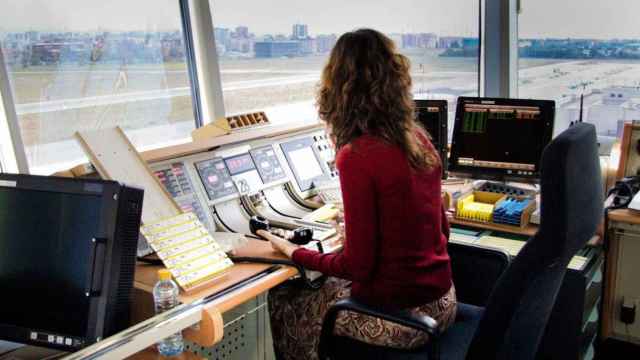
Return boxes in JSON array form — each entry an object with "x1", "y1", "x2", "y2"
[{"x1": 257, "y1": 230, "x2": 300, "y2": 259}]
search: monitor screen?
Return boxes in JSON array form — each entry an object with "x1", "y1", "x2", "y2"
[
  {"x1": 0, "y1": 187, "x2": 102, "y2": 342},
  {"x1": 449, "y1": 97, "x2": 555, "y2": 181},
  {"x1": 415, "y1": 99, "x2": 448, "y2": 178},
  {"x1": 224, "y1": 154, "x2": 256, "y2": 176},
  {"x1": 280, "y1": 138, "x2": 329, "y2": 192}
]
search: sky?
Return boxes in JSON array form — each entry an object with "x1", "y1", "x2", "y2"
[{"x1": 0, "y1": 0, "x2": 639, "y2": 39}]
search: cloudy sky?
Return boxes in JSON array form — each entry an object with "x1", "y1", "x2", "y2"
[{"x1": 0, "y1": 0, "x2": 639, "y2": 39}]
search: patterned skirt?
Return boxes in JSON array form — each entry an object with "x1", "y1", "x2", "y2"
[{"x1": 268, "y1": 277, "x2": 457, "y2": 360}]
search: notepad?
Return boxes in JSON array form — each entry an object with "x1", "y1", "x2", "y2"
[
  {"x1": 303, "y1": 204, "x2": 340, "y2": 223},
  {"x1": 141, "y1": 212, "x2": 234, "y2": 290}
]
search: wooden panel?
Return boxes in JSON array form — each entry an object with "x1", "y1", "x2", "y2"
[
  {"x1": 75, "y1": 127, "x2": 181, "y2": 223},
  {"x1": 142, "y1": 121, "x2": 322, "y2": 164},
  {"x1": 449, "y1": 216, "x2": 538, "y2": 237},
  {"x1": 609, "y1": 209, "x2": 640, "y2": 226},
  {"x1": 134, "y1": 240, "x2": 298, "y2": 307},
  {"x1": 62, "y1": 121, "x2": 322, "y2": 178}
]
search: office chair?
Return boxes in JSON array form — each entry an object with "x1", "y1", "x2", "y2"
[{"x1": 318, "y1": 123, "x2": 604, "y2": 360}]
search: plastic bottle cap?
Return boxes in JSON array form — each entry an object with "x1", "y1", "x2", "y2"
[{"x1": 158, "y1": 269, "x2": 172, "y2": 281}]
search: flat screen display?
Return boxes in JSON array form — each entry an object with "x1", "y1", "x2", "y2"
[
  {"x1": 224, "y1": 154, "x2": 256, "y2": 176},
  {"x1": 449, "y1": 97, "x2": 555, "y2": 181},
  {"x1": 415, "y1": 99, "x2": 448, "y2": 178},
  {"x1": 280, "y1": 138, "x2": 329, "y2": 192},
  {"x1": 0, "y1": 187, "x2": 102, "y2": 338},
  {"x1": 288, "y1": 148, "x2": 324, "y2": 182}
]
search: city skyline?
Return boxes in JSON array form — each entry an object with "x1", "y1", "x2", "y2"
[{"x1": 2, "y1": 1, "x2": 640, "y2": 40}]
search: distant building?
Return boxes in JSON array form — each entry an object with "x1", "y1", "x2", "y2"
[
  {"x1": 299, "y1": 38, "x2": 315, "y2": 55},
  {"x1": 401, "y1": 33, "x2": 437, "y2": 49},
  {"x1": 462, "y1": 38, "x2": 479, "y2": 50},
  {"x1": 235, "y1": 26, "x2": 249, "y2": 39},
  {"x1": 254, "y1": 41, "x2": 300, "y2": 58},
  {"x1": 292, "y1": 24, "x2": 309, "y2": 40},
  {"x1": 214, "y1": 27, "x2": 230, "y2": 47},
  {"x1": 438, "y1": 36, "x2": 463, "y2": 49},
  {"x1": 316, "y1": 34, "x2": 337, "y2": 53},
  {"x1": 228, "y1": 38, "x2": 253, "y2": 53}
]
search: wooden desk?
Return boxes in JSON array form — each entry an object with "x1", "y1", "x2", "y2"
[
  {"x1": 129, "y1": 240, "x2": 301, "y2": 359},
  {"x1": 133, "y1": 240, "x2": 299, "y2": 319},
  {"x1": 607, "y1": 208, "x2": 640, "y2": 225}
]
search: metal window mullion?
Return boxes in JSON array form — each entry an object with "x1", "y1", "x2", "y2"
[
  {"x1": 483, "y1": 0, "x2": 519, "y2": 98},
  {"x1": 0, "y1": 45, "x2": 29, "y2": 174},
  {"x1": 186, "y1": 0, "x2": 226, "y2": 125},
  {"x1": 179, "y1": 0, "x2": 204, "y2": 128}
]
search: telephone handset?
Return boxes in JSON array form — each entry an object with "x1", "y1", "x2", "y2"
[
  {"x1": 607, "y1": 176, "x2": 640, "y2": 210},
  {"x1": 236, "y1": 216, "x2": 326, "y2": 290},
  {"x1": 249, "y1": 216, "x2": 314, "y2": 245}
]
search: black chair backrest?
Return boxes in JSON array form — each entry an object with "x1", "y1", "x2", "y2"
[
  {"x1": 448, "y1": 242, "x2": 510, "y2": 307},
  {"x1": 466, "y1": 123, "x2": 603, "y2": 360}
]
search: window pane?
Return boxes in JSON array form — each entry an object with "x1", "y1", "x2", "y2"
[
  {"x1": 210, "y1": 0, "x2": 480, "y2": 131},
  {"x1": 519, "y1": 0, "x2": 640, "y2": 138},
  {"x1": 0, "y1": 0, "x2": 195, "y2": 174}
]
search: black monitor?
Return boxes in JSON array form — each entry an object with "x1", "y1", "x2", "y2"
[
  {"x1": 449, "y1": 97, "x2": 555, "y2": 182},
  {"x1": 415, "y1": 99, "x2": 448, "y2": 179},
  {"x1": 0, "y1": 174, "x2": 143, "y2": 351}
]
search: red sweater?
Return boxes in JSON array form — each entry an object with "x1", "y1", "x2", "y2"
[{"x1": 292, "y1": 134, "x2": 452, "y2": 309}]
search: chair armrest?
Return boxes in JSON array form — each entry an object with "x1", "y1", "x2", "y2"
[{"x1": 318, "y1": 297, "x2": 440, "y2": 359}]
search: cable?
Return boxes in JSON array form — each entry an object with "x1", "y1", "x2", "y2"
[{"x1": 229, "y1": 255, "x2": 326, "y2": 290}]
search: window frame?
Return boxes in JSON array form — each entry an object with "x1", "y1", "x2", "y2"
[
  {"x1": 0, "y1": 46, "x2": 28, "y2": 173},
  {"x1": 0, "y1": 0, "x2": 211, "y2": 174},
  {"x1": 203, "y1": 0, "x2": 487, "y2": 113},
  {"x1": 483, "y1": 0, "x2": 519, "y2": 97},
  {"x1": 0, "y1": 0, "x2": 501, "y2": 174}
]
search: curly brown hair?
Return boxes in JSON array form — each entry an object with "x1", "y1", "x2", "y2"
[{"x1": 316, "y1": 28, "x2": 438, "y2": 170}]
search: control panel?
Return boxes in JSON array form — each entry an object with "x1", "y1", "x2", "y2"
[
  {"x1": 195, "y1": 158, "x2": 238, "y2": 201},
  {"x1": 153, "y1": 162, "x2": 212, "y2": 230},
  {"x1": 280, "y1": 137, "x2": 332, "y2": 193},
  {"x1": 250, "y1": 146, "x2": 287, "y2": 184},
  {"x1": 224, "y1": 153, "x2": 264, "y2": 195},
  {"x1": 313, "y1": 134, "x2": 338, "y2": 178},
  {"x1": 148, "y1": 127, "x2": 339, "y2": 247}
]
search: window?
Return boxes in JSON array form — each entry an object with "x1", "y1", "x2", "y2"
[
  {"x1": 0, "y1": 0, "x2": 196, "y2": 174},
  {"x1": 209, "y1": 0, "x2": 480, "y2": 129},
  {"x1": 519, "y1": 0, "x2": 640, "y2": 138}
]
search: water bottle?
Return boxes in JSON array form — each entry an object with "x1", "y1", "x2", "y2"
[{"x1": 153, "y1": 269, "x2": 184, "y2": 356}]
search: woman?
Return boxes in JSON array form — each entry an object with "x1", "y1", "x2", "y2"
[{"x1": 259, "y1": 28, "x2": 456, "y2": 359}]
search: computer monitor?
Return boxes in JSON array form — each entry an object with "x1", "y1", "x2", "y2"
[
  {"x1": 0, "y1": 174, "x2": 143, "y2": 351},
  {"x1": 449, "y1": 97, "x2": 555, "y2": 182},
  {"x1": 280, "y1": 138, "x2": 330, "y2": 193},
  {"x1": 415, "y1": 99, "x2": 448, "y2": 179}
]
